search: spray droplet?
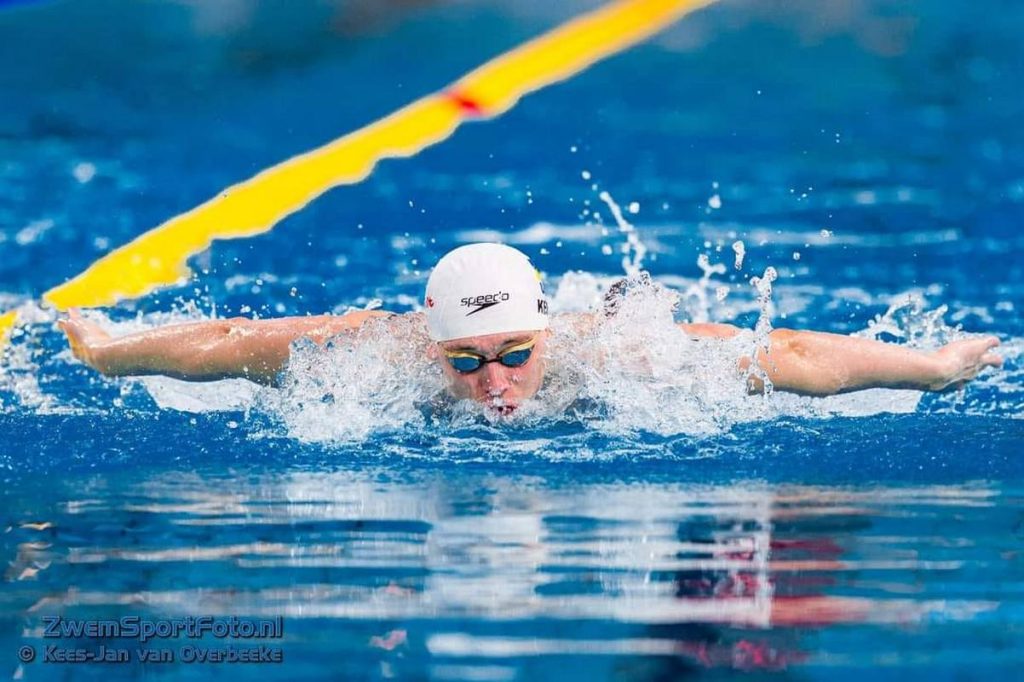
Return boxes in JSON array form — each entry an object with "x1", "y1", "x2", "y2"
[
  {"x1": 732, "y1": 241, "x2": 746, "y2": 269},
  {"x1": 599, "y1": 190, "x2": 647, "y2": 276},
  {"x1": 72, "y1": 162, "x2": 96, "y2": 184},
  {"x1": 708, "y1": 194, "x2": 722, "y2": 209},
  {"x1": 581, "y1": 170, "x2": 591, "y2": 180},
  {"x1": 627, "y1": 202, "x2": 640, "y2": 214}
]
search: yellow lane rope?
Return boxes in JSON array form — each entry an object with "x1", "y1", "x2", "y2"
[
  {"x1": 0, "y1": 310, "x2": 16, "y2": 348},
  {"x1": 0, "y1": 0, "x2": 715, "y2": 348}
]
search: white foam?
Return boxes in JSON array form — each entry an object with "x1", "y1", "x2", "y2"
[
  {"x1": 259, "y1": 314, "x2": 445, "y2": 442},
  {"x1": 142, "y1": 377, "x2": 262, "y2": 413}
]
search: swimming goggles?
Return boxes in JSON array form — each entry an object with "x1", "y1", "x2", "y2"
[{"x1": 443, "y1": 337, "x2": 537, "y2": 374}]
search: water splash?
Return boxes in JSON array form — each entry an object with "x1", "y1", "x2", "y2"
[
  {"x1": 860, "y1": 294, "x2": 958, "y2": 348},
  {"x1": 259, "y1": 314, "x2": 445, "y2": 442},
  {"x1": 680, "y1": 253, "x2": 728, "y2": 323},
  {"x1": 0, "y1": 301, "x2": 61, "y2": 413},
  {"x1": 746, "y1": 266, "x2": 778, "y2": 394},
  {"x1": 532, "y1": 277, "x2": 777, "y2": 436},
  {"x1": 234, "y1": 274, "x2": 788, "y2": 441},
  {"x1": 598, "y1": 190, "x2": 647, "y2": 276},
  {"x1": 856, "y1": 295, "x2": 1023, "y2": 418}
]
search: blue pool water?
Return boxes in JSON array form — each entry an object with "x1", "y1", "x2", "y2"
[{"x1": 1, "y1": 0, "x2": 1023, "y2": 679}]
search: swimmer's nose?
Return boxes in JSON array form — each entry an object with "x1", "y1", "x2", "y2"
[{"x1": 481, "y1": 361, "x2": 511, "y2": 393}]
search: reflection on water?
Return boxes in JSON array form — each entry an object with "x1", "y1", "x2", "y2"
[{"x1": 4, "y1": 471, "x2": 1021, "y2": 679}]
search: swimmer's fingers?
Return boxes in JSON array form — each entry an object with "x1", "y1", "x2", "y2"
[
  {"x1": 981, "y1": 351, "x2": 1004, "y2": 369},
  {"x1": 57, "y1": 311, "x2": 111, "y2": 369},
  {"x1": 57, "y1": 318, "x2": 92, "y2": 363},
  {"x1": 979, "y1": 336, "x2": 1004, "y2": 369},
  {"x1": 962, "y1": 337, "x2": 1003, "y2": 373},
  {"x1": 63, "y1": 310, "x2": 111, "y2": 341},
  {"x1": 931, "y1": 336, "x2": 1003, "y2": 391}
]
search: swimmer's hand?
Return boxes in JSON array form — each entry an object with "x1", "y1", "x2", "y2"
[
  {"x1": 926, "y1": 336, "x2": 1003, "y2": 392},
  {"x1": 58, "y1": 309, "x2": 114, "y2": 374}
]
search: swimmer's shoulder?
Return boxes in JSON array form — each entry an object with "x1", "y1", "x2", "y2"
[
  {"x1": 551, "y1": 311, "x2": 600, "y2": 335},
  {"x1": 365, "y1": 310, "x2": 429, "y2": 333},
  {"x1": 340, "y1": 309, "x2": 396, "y2": 324},
  {"x1": 339, "y1": 309, "x2": 430, "y2": 328}
]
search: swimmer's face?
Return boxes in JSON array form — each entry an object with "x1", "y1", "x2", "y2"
[{"x1": 433, "y1": 330, "x2": 549, "y2": 414}]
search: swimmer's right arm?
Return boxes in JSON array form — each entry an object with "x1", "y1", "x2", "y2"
[{"x1": 58, "y1": 309, "x2": 393, "y2": 386}]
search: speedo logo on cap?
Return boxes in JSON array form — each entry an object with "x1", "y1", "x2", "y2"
[{"x1": 461, "y1": 291, "x2": 509, "y2": 316}]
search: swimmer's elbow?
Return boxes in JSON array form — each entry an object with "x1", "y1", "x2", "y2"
[
  {"x1": 169, "y1": 318, "x2": 267, "y2": 382},
  {"x1": 756, "y1": 329, "x2": 848, "y2": 396}
]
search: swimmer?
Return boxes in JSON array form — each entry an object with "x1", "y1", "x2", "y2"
[{"x1": 58, "y1": 243, "x2": 1003, "y2": 413}]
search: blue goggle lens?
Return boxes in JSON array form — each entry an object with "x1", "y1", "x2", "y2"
[
  {"x1": 498, "y1": 348, "x2": 532, "y2": 368},
  {"x1": 448, "y1": 355, "x2": 484, "y2": 373}
]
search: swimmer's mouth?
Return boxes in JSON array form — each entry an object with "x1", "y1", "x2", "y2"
[{"x1": 486, "y1": 400, "x2": 518, "y2": 416}]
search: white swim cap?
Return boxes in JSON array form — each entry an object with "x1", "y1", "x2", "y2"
[{"x1": 424, "y1": 243, "x2": 549, "y2": 342}]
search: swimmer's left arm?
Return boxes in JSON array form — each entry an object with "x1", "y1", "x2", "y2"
[{"x1": 678, "y1": 324, "x2": 1003, "y2": 396}]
